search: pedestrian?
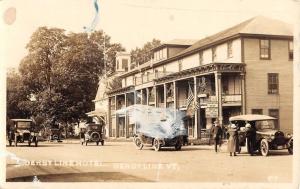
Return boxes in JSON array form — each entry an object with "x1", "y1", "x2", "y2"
[
  {"x1": 211, "y1": 120, "x2": 223, "y2": 153},
  {"x1": 245, "y1": 122, "x2": 256, "y2": 156},
  {"x1": 227, "y1": 124, "x2": 239, "y2": 156}
]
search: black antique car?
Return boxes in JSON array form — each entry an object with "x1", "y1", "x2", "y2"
[
  {"x1": 229, "y1": 114, "x2": 293, "y2": 156},
  {"x1": 133, "y1": 133, "x2": 184, "y2": 151},
  {"x1": 48, "y1": 125, "x2": 63, "y2": 142},
  {"x1": 80, "y1": 123, "x2": 104, "y2": 146},
  {"x1": 7, "y1": 119, "x2": 39, "y2": 147}
]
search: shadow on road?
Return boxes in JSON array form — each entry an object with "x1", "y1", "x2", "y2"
[
  {"x1": 6, "y1": 144, "x2": 63, "y2": 148},
  {"x1": 6, "y1": 172, "x2": 152, "y2": 182}
]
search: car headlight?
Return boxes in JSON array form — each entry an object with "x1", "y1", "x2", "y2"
[
  {"x1": 31, "y1": 132, "x2": 34, "y2": 135},
  {"x1": 270, "y1": 135, "x2": 275, "y2": 140}
]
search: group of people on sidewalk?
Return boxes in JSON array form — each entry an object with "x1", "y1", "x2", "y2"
[{"x1": 211, "y1": 120, "x2": 257, "y2": 156}]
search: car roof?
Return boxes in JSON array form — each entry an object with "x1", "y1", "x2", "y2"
[
  {"x1": 11, "y1": 119, "x2": 32, "y2": 122},
  {"x1": 229, "y1": 114, "x2": 276, "y2": 121}
]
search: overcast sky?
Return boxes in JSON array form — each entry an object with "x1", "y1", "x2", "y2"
[{"x1": 0, "y1": 0, "x2": 298, "y2": 69}]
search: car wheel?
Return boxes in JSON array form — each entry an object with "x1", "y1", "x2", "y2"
[
  {"x1": 134, "y1": 137, "x2": 143, "y2": 150},
  {"x1": 101, "y1": 140, "x2": 104, "y2": 146},
  {"x1": 288, "y1": 138, "x2": 293, "y2": 155},
  {"x1": 260, "y1": 139, "x2": 269, "y2": 156},
  {"x1": 153, "y1": 139, "x2": 161, "y2": 152},
  {"x1": 174, "y1": 142, "x2": 182, "y2": 151}
]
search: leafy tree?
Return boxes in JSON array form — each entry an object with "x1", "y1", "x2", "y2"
[
  {"x1": 130, "y1": 39, "x2": 161, "y2": 65},
  {"x1": 6, "y1": 69, "x2": 31, "y2": 119},
  {"x1": 16, "y1": 27, "x2": 124, "y2": 137}
]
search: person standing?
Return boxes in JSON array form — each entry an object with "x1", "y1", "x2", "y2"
[
  {"x1": 211, "y1": 120, "x2": 223, "y2": 153},
  {"x1": 227, "y1": 124, "x2": 239, "y2": 156},
  {"x1": 245, "y1": 122, "x2": 256, "y2": 156}
]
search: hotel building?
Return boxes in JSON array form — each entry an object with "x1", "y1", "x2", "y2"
[{"x1": 90, "y1": 16, "x2": 293, "y2": 139}]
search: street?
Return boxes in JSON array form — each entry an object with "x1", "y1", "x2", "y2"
[{"x1": 6, "y1": 141, "x2": 292, "y2": 182}]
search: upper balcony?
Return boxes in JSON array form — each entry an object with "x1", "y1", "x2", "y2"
[{"x1": 134, "y1": 71, "x2": 174, "y2": 86}]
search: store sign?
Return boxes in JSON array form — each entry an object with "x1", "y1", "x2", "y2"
[{"x1": 205, "y1": 101, "x2": 218, "y2": 118}]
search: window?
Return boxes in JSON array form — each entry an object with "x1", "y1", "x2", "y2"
[
  {"x1": 260, "y1": 39, "x2": 270, "y2": 59},
  {"x1": 288, "y1": 41, "x2": 293, "y2": 60},
  {"x1": 227, "y1": 41, "x2": 233, "y2": 58},
  {"x1": 212, "y1": 47, "x2": 217, "y2": 62},
  {"x1": 268, "y1": 73, "x2": 279, "y2": 94},
  {"x1": 163, "y1": 66, "x2": 166, "y2": 73},
  {"x1": 269, "y1": 109, "x2": 279, "y2": 129},
  {"x1": 252, "y1": 109, "x2": 263, "y2": 115},
  {"x1": 178, "y1": 59, "x2": 182, "y2": 71},
  {"x1": 199, "y1": 51, "x2": 203, "y2": 65},
  {"x1": 122, "y1": 59, "x2": 128, "y2": 71}
]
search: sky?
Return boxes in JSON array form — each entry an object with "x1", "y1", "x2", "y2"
[{"x1": 0, "y1": 0, "x2": 299, "y2": 69}]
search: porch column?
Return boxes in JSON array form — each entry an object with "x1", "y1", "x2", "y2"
[
  {"x1": 173, "y1": 81, "x2": 177, "y2": 111},
  {"x1": 240, "y1": 73, "x2": 246, "y2": 114},
  {"x1": 164, "y1": 83, "x2": 167, "y2": 108},
  {"x1": 141, "y1": 89, "x2": 143, "y2": 105},
  {"x1": 146, "y1": 88, "x2": 149, "y2": 105},
  {"x1": 108, "y1": 98, "x2": 111, "y2": 137},
  {"x1": 194, "y1": 76, "x2": 199, "y2": 138},
  {"x1": 124, "y1": 93, "x2": 128, "y2": 138},
  {"x1": 214, "y1": 72, "x2": 223, "y2": 126},
  {"x1": 115, "y1": 95, "x2": 118, "y2": 138},
  {"x1": 154, "y1": 86, "x2": 157, "y2": 107}
]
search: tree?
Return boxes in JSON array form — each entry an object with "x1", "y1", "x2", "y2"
[
  {"x1": 130, "y1": 39, "x2": 161, "y2": 65},
  {"x1": 16, "y1": 27, "x2": 125, "y2": 136},
  {"x1": 6, "y1": 68, "x2": 31, "y2": 119}
]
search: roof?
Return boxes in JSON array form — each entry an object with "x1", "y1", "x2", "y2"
[
  {"x1": 11, "y1": 119, "x2": 32, "y2": 122},
  {"x1": 152, "y1": 39, "x2": 197, "y2": 51},
  {"x1": 118, "y1": 16, "x2": 293, "y2": 79},
  {"x1": 176, "y1": 16, "x2": 293, "y2": 57},
  {"x1": 229, "y1": 114, "x2": 276, "y2": 121}
]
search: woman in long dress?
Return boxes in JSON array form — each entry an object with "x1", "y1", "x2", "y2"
[{"x1": 227, "y1": 124, "x2": 239, "y2": 156}]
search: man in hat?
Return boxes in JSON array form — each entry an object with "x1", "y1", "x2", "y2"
[
  {"x1": 211, "y1": 120, "x2": 223, "y2": 153},
  {"x1": 245, "y1": 122, "x2": 256, "y2": 156}
]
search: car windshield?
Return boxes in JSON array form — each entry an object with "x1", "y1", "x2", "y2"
[
  {"x1": 17, "y1": 122, "x2": 31, "y2": 129},
  {"x1": 88, "y1": 125, "x2": 99, "y2": 130},
  {"x1": 255, "y1": 120, "x2": 275, "y2": 130}
]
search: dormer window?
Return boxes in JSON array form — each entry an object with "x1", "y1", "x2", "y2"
[
  {"x1": 212, "y1": 47, "x2": 217, "y2": 62},
  {"x1": 199, "y1": 51, "x2": 203, "y2": 65},
  {"x1": 178, "y1": 59, "x2": 182, "y2": 71},
  {"x1": 122, "y1": 59, "x2": 128, "y2": 71},
  {"x1": 227, "y1": 41, "x2": 233, "y2": 58}
]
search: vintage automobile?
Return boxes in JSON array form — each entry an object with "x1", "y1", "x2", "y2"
[
  {"x1": 7, "y1": 119, "x2": 39, "y2": 147},
  {"x1": 80, "y1": 123, "x2": 104, "y2": 146},
  {"x1": 48, "y1": 126, "x2": 63, "y2": 142},
  {"x1": 134, "y1": 133, "x2": 184, "y2": 151},
  {"x1": 125, "y1": 105, "x2": 187, "y2": 151},
  {"x1": 229, "y1": 114, "x2": 293, "y2": 156}
]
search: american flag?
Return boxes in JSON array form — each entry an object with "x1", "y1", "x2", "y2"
[
  {"x1": 186, "y1": 84, "x2": 200, "y2": 111},
  {"x1": 186, "y1": 85, "x2": 194, "y2": 108}
]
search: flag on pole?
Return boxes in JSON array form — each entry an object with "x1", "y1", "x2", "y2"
[{"x1": 186, "y1": 84, "x2": 194, "y2": 108}]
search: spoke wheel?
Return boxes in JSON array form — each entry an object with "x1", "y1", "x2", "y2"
[{"x1": 260, "y1": 139, "x2": 269, "y2": 157}]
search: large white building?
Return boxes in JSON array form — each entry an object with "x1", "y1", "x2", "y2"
[{"x1": 91, "y1": 16, "x2": 293, "y2": 139}]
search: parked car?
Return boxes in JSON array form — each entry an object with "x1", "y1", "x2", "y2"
[
  {"x1": 80, "y1": 123, "x2": 104, "y2": 146},
  {"x1": 229, "y1": 114, "x2": 293, "y2": 156},
  {"x1": 7, "y1": 119, "x2": 39, "y2": 147},
  {"x1": 48, "y1": 127, "x2": 63, "y2": 142},
  {"x1": 134, "y1": 133, "x2": 184, "y2": 151}
]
